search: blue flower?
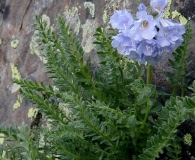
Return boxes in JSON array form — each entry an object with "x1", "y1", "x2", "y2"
[
  {"x1": 138, "y1": 3, "x2": 147, "y2": 11},
  {"x1": 156, "y1": 18, "x2": 186, "y2": 52},
  {"x1": 150, "y1": 0, "x2": 168, "y2": 13},
  {"x1": 129, "y1": 11, "x2": 157, "y2": 41},
  {"x1": 137, "y1": 40, "x2": 160, "y2": 57},
  {"x1": 136, "y1": 40, "x2": 163, "y2": 64},
  {"x1": 111, "y1": 33, "x2": 136, "y2": 55},
  {"x1": 109, "y1": 0, "x2": 186, "y2": 65},
  {"x1": 109, "y1": 9, "x2": 134, "y2": 30},
  {"x1": 128, "y1": 51, "x2": 146, "y2": 64}
]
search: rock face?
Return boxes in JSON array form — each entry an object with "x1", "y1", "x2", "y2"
[{"x1": 0, "y1": 0, "x2": 194, "y2": 124}]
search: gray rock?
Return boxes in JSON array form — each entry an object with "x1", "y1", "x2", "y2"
[{"x1": 0, "y1": 0, "x2": 194, "y2": 124}]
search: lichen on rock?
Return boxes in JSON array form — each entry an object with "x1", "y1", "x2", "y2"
[
  {"x1": 29, "y1": 14, "x2": 49, "y2": 64},
  {"x1": 11, "y1": 39, "x2": 19, "y2": 49},
  {"x1": 84, "y1": 2, "x2": 95, "y2": 18},
  {"x1": 164, "y1": 0, "x2": 173, "y2": 18},
  {"x1": 81, "y1": 19, "x2": 98, "y2": 53},
  {"x1": 41, "y1": 14, "x2": 50, "y2": 29},
  {"x1": 10, "y1": 63, "x2": 21, "y2": 93},
  {"x1": 172, "y1": 10, "x2": 188, "y2": 25},
  {"x1": 10, "y1": 63, "x2": 23, "y2": 108},
  {"x1": 10, "y1": 63, "x2": 21, "y2": 80},
  {"x1": 13, "y1": 95, "x2": 22, "y2": 110},
  {"x1": 28, "y1": 108, "x2": 38, "y2": 119},
  {"x1": 103, "y1": 10, "x2": 108, "y2": 24},
  {"x1": 33, "y1": 0, "x2": 53, "y2": 14},
  {"x1": 63, "y1": 7, "x2": 81, "y2": 35}
]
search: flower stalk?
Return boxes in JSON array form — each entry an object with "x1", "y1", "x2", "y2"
[{"x1": 147, "y1": 65, "x2": 152, "y2": 84}]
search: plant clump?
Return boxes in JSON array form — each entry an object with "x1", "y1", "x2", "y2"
[{"x1": 0, "y1": 0, "x2": 194, "y2": 159}]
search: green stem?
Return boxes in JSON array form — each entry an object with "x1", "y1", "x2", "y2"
[
  {"x1": 140, "y1": 101, "x2": 150, "y2": 130},
  {"x1": 172, "y1": 23, "x2": 191, "y2": 96},
  {"x1": 147, "y1": 65, "x2": 152, "y2": 84},
  {"x1": 135, "y1": 62, "x2": 142, "y2": 78},
  {"x1": 172, "y1": 44, "x2": 186, "y2": 97}
]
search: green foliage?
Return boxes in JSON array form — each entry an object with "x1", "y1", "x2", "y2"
[
  {"x1": 0, "y1": 15, "x2": 194, "y2": 160},
  {"x1": 0, "y1": 124, "x2": 50, "y2": 160},
  {"x1": 166, "y1": 23, "x2": 192, "y2": 96}
]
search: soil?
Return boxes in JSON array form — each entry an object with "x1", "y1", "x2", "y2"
[
  {"x1": 157, "y1": 119, "x2": 195, "y2": 160},
  {"x1": 177, "y1": 119, "x2": 195, "y2": 160}
]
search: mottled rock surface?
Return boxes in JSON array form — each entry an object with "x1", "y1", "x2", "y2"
[{"x1": 0, "y1": 0, "x2": 194, "y2": 124}]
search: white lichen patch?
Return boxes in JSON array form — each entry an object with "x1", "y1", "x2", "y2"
[
  {"x1": 81, "y1": 19, "x2": 98, "y2": 53},
  {"x1": 13, "y1": 95, "x2": 22, "y2": 110},
  {"x1": 63, "y1": 7, "x2": 81, "y2": 35},
  {"x1": 0, "y1": 133, "x2": 4, "y2": 144},
  {"x1": 11, "y1": 83, "x2": 21, "y2": 93},
  {"x1": 84, "y1": 2, "x2": 95, "y2": 18},
  {"x1": 30, "y1": 30, "x2": 40, "y2": 55},
  {"x1": 103, "y1": 10, "x2": 108, "y2": 24},
  {"x1": 11, "y1": 39, "x2": 19, "y2": 49},
  {"x1": 28, "y1": 108, "x2": 38, "y2": 119},
  {"x1": 33, "y1": 0, "x2": 53, "y2": 14},
  {"x1": 39, "y1": 134, "x2": 45, "y2": 148},
  {"x1": 59, "y1": 103, "x2": 72, "y2": 118},
  {"x1": 42, "y1": 14, "x2": 50, "y2": 29},
  {"x1": 29, "y1": 14, "x2": 50, "y2": 63}
]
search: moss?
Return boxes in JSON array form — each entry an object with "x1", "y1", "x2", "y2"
[
  {"x1": 84, "y1": 2, "x2": 95, "y2": 18},
  {"x1": 11, "y1": 39, "x2": 19, "y2": 49},
  {"x1": 13, "y1": 95, "x2": 22, "y2": 110}
]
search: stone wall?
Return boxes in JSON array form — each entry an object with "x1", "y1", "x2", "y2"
[{"x1": 0, "y1": 0, "x2": 194, "y2": 124}]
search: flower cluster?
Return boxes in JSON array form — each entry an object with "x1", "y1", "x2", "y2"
[{"x1": 110, "y1": 0, "x2": 186, "y2": 64}]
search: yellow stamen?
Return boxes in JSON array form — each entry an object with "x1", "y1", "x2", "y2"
[{"x1": 142, "y1": 20, "x2": 148, "y2": 29}]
